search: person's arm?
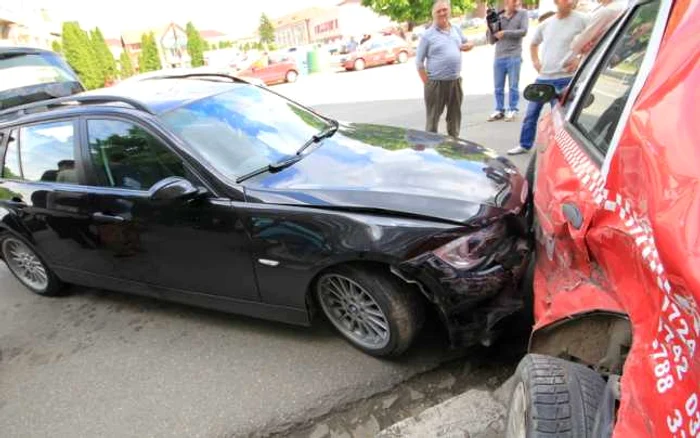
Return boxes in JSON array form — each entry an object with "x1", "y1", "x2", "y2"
[
  {"x1": 530, "y1": 23, "x2": 544, "y2": 73},
  {"x1": 501, "y1": 11, "x2": 529, "y2": 39},
  {"x1": 457, "y1": 26, "x2": 474, "y2": 51},
  {"x1": 415, "y1": 35, "x2": 429, "y2": 83}
]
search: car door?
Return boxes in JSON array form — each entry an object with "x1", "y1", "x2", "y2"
[
  {"x1": 0, "y1": 119, "x2": 97, "y2": 271},
  {"x1": 532, "y1": 1, "x2": 663, "y2": 320},
  {"x1": 76, "y1": 115, "x2": 259, "y2": 301}
]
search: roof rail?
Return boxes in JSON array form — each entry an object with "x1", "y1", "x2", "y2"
[
  {"x1": 0, "y1": 94, "x2": 154, "y2": 119},
  {"x1": 143, "y1": 73, "x2": 248, "y2": 84}
]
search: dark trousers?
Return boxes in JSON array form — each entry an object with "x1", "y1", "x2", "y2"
[{"x1": 424, "y1": 78, "x2": 463, "y2": 137}]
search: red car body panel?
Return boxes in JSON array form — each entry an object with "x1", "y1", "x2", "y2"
[
  {"x1": 238, "y1": 61, "x2": 297, "y2": 85},
  {"x1": 531, "y1": 1, "x2": 700, "y2": 436}
]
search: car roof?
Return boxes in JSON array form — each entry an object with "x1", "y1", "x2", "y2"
[{"x1": 0, "y1": 78, "x2": 246, "y2": 126}]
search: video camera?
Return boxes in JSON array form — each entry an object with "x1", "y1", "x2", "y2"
[{"x1": 486, "y1": 8, "x2": 504, "y2": 34}]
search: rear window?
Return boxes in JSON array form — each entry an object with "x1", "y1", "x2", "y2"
[{"x1": 0, "y1": 51, "x2": 83, "y2": 111}]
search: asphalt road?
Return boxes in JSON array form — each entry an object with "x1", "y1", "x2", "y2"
[{"x1": 0, "y1": 43, "x2": 538, "y2": 438}]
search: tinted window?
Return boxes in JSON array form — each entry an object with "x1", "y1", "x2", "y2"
[
  {"x1": 573, "y1": 2, "x2": 660, "y2": 153},
  {"x1": 161, "y1": 85, "x2": 329, "y2": 179},
  {"x1": 20, "y1": 121, "x2": 78, "y2": 184},
  {"x1": 88, "y1": 119, "x2": 186, "y2": 190},
  {"x1": 2, "y1": 130, "x2": 21, "y2": 179}
]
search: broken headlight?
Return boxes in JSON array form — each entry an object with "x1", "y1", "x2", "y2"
[{"x1": 432, "y1": 221, "x2": 506, "y2": 270}]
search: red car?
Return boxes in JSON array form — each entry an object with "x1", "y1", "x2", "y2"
[
  {"x1": 237, "y1": 58, "x2": 299, "y2": 86},
  {"x1": 505, "y1": 1, "x2": 700, "y2": 437},
  {"x1": 340, "y1": 35, "x2": 412, "y2": 71}
]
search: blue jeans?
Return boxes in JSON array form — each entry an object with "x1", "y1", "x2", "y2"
[
  {"x1": 519, "y1": 77, "x2": 572, "y2": 149},
  {"x1": 494, "y1": 56, "x2": 522, "y2": 113}
]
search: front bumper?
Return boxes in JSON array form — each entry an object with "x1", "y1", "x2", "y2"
[{"x1": 399, "y1": 231, "x2": 531, "y2": 347}]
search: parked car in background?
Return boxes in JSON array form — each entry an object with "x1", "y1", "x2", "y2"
[
  {"x1": 235, "y1": 56, "x2": 299, "y2": 85},
  {"x1": 1, "y1": 47, "x2": 84, "y2": 111},
  {"x1": 505, "y1": 1, "x2": 700, "y2": 437},
  {"x1": 0, "y1": 72, "x2": 530, "y2": 358},
  {"x1": 339, "y1": 34, "x2": 413, "y2": 71}
]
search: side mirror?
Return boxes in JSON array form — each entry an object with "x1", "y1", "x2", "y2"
[
  {"x1": 523, "y1": 83, "x2": 559, "y2": 103},
  {"x1": 149, "y1": 177, "x2": 206, "y2": 201}
]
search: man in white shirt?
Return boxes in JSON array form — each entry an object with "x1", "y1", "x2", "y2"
[{"x1": 508, "y1": 0, "x2": 588, "y2": 155}]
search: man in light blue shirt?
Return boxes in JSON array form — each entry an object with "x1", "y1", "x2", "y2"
[{"x1": 416, "y1": 0, "x2": 474, "y2": 137}]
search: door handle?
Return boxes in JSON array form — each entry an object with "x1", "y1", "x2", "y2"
[
  {"x1": 562, "y1": 203, "x2": 583, "y2": 229},
  {"x1": 92, "y1": 212, "x2": 125, "y2": 223}
]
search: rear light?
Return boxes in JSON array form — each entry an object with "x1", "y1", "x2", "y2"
[{"x1": 432, "y1": 222, "x2": 505, "y2": 270}]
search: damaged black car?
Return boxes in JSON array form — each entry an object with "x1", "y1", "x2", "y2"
[{"x1": 0, "y1": 73, "x2": 530, "y2": 357}]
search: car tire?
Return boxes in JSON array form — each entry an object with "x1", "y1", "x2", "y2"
[
  {"x1": 0, "y1": 233, "x2": 63, "y2": 296},
  {"x1": 285, "y1": 70, "x2": 298, "y2": 83},
  {"x1": 315, "y1": 264, "x2": 423, "y2": 357},
  {"x1": 354, "y1": 58, "x2": 366, "y2": 71},
  {"x1": 505, "y1": 354, "x2": 606, "y2": 438},
  {"x1": 398, "y1": 51, "x2": 408, "y2": 64}
]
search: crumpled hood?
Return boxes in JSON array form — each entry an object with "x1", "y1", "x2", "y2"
[{"x1": 243, "y1": 123, "x2": 526, "y2": 224}]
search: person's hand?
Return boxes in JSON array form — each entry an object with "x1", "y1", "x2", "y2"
[
  {"x1": 533, "y1": 60, "x2": 542, "y2": 73},
  {"x1": 581, "y1": 40, "x2": 596, "y2": 54},
  {"x1": 495, "y1": 31, "x2": 505, "y2": 40},
  {"x1": 461, "y1": 42, "x2": 474, "y2": 52},
  {"x1": 565, "y1": 57, "x2": 579, "y2": 73}
]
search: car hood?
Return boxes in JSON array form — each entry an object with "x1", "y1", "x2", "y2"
[{"x1": 243, "y1": 123, "x2": 527, "y2": 225}]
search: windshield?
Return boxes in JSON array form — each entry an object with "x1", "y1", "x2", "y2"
[
  {"x1": 161, "y1": 85, "x2": 329, "y2": 179},
  {"x1": 0, "y1": 52, "x2": 80, "y2": 92}
]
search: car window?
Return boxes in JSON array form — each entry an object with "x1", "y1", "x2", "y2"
[
  {"x1": 2, "y1": 130, "x2": 21, "y2": 179},
  {"x1": 572, "y1": 1, "x2": 660, "y2": 154},
  {"x1": 19, "y1": 120, "x2": 78, "y2": 184},
  {"x1": 87, "y1": 119, "x2": 186, "y2": 191},
  {"x1": 563, "y1": 21, "x2": 618, "y2": 112}
]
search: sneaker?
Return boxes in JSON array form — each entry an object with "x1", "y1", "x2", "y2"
[
  {"x1": 505, "y1": 110, "x2": 518, "y2": 121},
  {"x1": 488, "y1": 111, "x2": 505, "y2": 122},
  {"x1": 507, "y1": 146, "x2": 529, "y2": 155}
]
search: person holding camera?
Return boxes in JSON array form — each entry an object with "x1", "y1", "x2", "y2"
[{"x1": 486, "y1": 0, "x2": 529, "y2": 123}]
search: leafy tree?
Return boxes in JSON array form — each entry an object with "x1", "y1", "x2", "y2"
[
  {"x1": 90, "y1": 27, "x2": 117, "y2": 82},
  {"x1": 185, "y1": 22, "x2": 205, "y2": 67},
  {"x1": 361, "y1": 0, "x2": 477, "y2": 30},
  {"x1": 138, "y1": 32, "x2": 162, "y2": 72},
  {"x1": 119, "y1": 50, "x2": 134, "y2": 78},
  {"x1": 62, "y1": 22, "x2": 103, "y2": 89},
  {"x1": 51, "y1": 40, "x2": 62, "y2": 54},
  {"x1": 258, "y1": 13, "x2": 275, "y2": 47}
]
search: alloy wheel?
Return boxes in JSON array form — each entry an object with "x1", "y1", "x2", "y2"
[
  {"x1": 2, "y1": 237, "x2": 49, "y2": 292},
  {"x1": 354, "y1": 59, "x2": 365, "y2": 71},
  {"x1": 318, "y1": 274, "x2": 390, "y2": 350},
  {"x1": 286, "y1": 70, "x2": 298, "y2": 83},
  {"x1": 398, "y1": 51, "x2": 408, "y2": 63}
]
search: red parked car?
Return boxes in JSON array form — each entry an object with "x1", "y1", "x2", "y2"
[
  {"x1": 340, "y1": 35, "x2": 412, "y2": 71},
  {"x1": 505, "y1": 1, "x2": 700, "y2": 437},
  {"x1": 237, "y1": 57, "x2": 299, "y2": 86}
]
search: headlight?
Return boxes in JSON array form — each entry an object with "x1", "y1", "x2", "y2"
[{"x1": 432, "y1": 221, "x2": 505, "y2": 270}]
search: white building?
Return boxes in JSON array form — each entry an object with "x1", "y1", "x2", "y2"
[{"x1": 0, "y1": 0, "x2": 60, "y2": 49}]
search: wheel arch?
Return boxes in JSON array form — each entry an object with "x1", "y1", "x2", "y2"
[{"x1": 529, "y1": 311, "x2": 632, "y2": 374}]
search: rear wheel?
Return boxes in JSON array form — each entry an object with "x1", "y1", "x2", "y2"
[
  {"x1": 353, "y1": 58, "x2": 366, "y2": 71},
  {"x1": 506, "y1": 354, "x2": 606, "y2": 438},
  {"x1": 397, "y1": 51, "x2": 408, "y2": 63},
  {"x1": 285, "y1": 70, "x2": 298, "y2": 83},
  {"x1": 1, "y1": 234, "x2": 63, "y2": 296},
  {"x1": 316, "y1": 264, "x2": 423, "y2": 357}
]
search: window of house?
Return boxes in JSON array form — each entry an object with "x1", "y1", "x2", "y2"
[
  {"x1": 572, "y1": 1, "x2": 660, "y2": 154},
  {"x1": 87, "y1": 119, "x2": 186, "y2": 191},
  {"x1": 2, "y1": 130, "x2": 21, "y2": 179},
  {"x1": 19, "y1": 120, "x2": 78, "y2": 184}
]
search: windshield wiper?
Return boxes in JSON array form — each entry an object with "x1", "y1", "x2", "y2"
[
  {"x1": 296, "y1": 119, "x2": 339, "y2": 156},
  {"x1": 235, "y1": 155, "x2": 303, "y2": 184}
]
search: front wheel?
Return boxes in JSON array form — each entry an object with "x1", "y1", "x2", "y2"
[
  {"x1": 506, "y1": 354, "x2": 606, "y2": 438},
  {"x1": 316, "y1": 265, "x2": 423, "y2": 357},
  {"x1": 1, "y1": 234, "x2": 63, "y2": 296},
  {"x1": 397, "y1": 51, "x2": 408, "y2": 64},
  {"x1": 285, "y1": 70, "x2": 298, "y2": 83},
  {"x1": 353, "y1": 58, "x2": 366, "y2": 71}
]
